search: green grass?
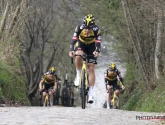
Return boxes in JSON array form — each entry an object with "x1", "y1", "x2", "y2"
[
  {"x1": 0, "y1": 61, "x2": 30, "y2": 105},
  {"x1": 137, "y1": 80, "x2": 165, "y2": 112},
  {"x1": 121, "y1": 62, "x2": 165, "y2": 113}
]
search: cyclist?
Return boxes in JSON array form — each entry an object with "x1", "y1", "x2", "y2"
[
  {"x1": 69, "y1": 14, "x2": 101, "y2": 103},
  {"x1": 39, "y1": 66, "x2": 58, "y2": 106},
  {"x1": 104, "y1": 63, "x2": 125, "y2": 109}
]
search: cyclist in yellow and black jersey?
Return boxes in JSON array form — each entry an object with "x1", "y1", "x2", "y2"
[
  {"x1": 104, "y1": 63, "x2": 125, "y2": 109},
  {"x1": 39, "y1": 67, "x2": 58, "y2": 106},
  {"x1": 69, "y1": 14, "x2": 101, "y2": 103}
]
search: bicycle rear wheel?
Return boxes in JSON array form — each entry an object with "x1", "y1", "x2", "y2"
[{"x1": 81, "y1": 69, "x2": 86, "y2": 109}]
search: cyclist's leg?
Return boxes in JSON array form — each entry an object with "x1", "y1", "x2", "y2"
[
  {"x1": 113, "y1": 80, "x2": 121, "y2": 109},
  {"x1": 48, "y1": 83, "x2": 54, "y2": 106},
  {"x1": 113, "y1": 80, "x2": 121, "y2": 98},
  {"x1": 74, "y1": 41, "x2": 85, "y2": 86},
  {"x1": 87, "y1": 43, "x2": 97, "y2": 103},
  {"x1": 106, "y1": 81, "x2": 113, "y2": 109},
  {"x1": 42, "y1": 82, "x2": 48, "y2": 106}
]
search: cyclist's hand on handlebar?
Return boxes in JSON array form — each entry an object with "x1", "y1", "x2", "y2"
[
  {"x1": 69, "y1": 51, "x2": 75, "y2": 57},
  {"x1": 121, "y1": 85, "x2": 125, "y2": 90},
  {"x1": 93, "y1": 51, "x2": 99, "y2": 57},
  {"x1": 39, "y1": 88, "x2": 43, "y2": 92},
  {"x1": 52, "y1": 89, "x2": 56, "y2": 93}
]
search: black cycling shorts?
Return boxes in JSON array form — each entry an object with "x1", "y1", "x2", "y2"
[
  {"x1": 75, "y1": 41, "x2": 97, "y2": 64},
  {"x1": 106, "y1": 79, "x2": 121, "y2": 91},
  {"x1": 42, "y1": 82, "x2": 54, "y2": 92}
]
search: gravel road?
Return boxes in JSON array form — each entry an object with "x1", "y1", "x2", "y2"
[{"x1": 0, "y1": 106, "x2": 164, "y2": 125}]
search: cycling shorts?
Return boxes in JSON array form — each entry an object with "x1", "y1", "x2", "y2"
[
  {"x1": 106, "y1": 79, "x2": 121, "y2": 91},
  {"x1": 42, "y1": 82, "x2": 54, "y2": 92},
  {"x1": 74, "y1": 40, "x2": 97, "y2": 64}
]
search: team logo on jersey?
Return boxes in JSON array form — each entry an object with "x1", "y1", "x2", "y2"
[
  {"x1": 80, "y1": 24, "x2": 85, "y2": 29},
  {"x1": 93, "y1": 26, "x2": 98, "y2": 31},
  {"x1": 81, "y1": 29, "x2": 94, "y2": 37},
  {"x1": 73, "y1": 33, "x2": 77, "y2": 36},
  {"x1": 98, "y1": 36, "x2": 101, "y2": 40}
]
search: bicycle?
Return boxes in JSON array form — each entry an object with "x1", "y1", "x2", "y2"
[
  {"x1": 40, "y1": 88, "x2": 54, "y2": 107},
  {"x1": 71, "y1": 54, "x2": 90, "y2": 109},
  {"x1": 61, "y1": 74, "x2": 75, "y2": 107},
  {"x1": 110, "y1": 81, "x2": 123, "y2": 109},
  {"x1": 44, "y1": 91, "x2": 50, "y2": 106},
  {"x1": 54, "y1": 78, "x2": 61, "y2": 105}
]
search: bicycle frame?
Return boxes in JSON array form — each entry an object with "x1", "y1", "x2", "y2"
[{"x1": 71, "y1": 54, "x2": 89, "y2": 89}]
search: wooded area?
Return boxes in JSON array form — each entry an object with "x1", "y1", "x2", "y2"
[{"x1": 0, "y1": 0, "x2": 165, "y2": 106}]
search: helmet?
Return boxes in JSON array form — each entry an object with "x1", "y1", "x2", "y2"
[
  {"x1": 49, "y1": 66, "x2": 55, "y2": 74},
  {"x1": 83, "y1": 14, "x2": 95, "y2": 27},
  {"x1": 109, "y1": 63, "x2": 116, "y2": 70}
]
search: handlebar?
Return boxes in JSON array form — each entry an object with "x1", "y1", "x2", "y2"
[{"x1": 70, "y1": 54, "x2": 93, "y2": 64}]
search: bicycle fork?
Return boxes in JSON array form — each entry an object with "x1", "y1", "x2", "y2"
[{"x1": 111, "y1": 92, "x2": 119, "y2": 107}]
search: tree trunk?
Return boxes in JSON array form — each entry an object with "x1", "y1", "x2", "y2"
[
  {"x1": 0, "y1": 2, "x2": 9, "y2": 33},
  {"x1": 155, "y1": 9, "x2": 163, "y2": 79},
  {"x1": 121, "y1": 0, "x2": 148, "y2": 83}
]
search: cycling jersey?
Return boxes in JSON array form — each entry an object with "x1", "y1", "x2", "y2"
[
  {"x1": 104, "y1": 69, "x2": 124, "y2": 85},
  {"x1": 70, "y1": 23, "x2": 101, "y2": 53},
  {"x1": 41, "y1": 72, "x2": 58, "y2": 84}
]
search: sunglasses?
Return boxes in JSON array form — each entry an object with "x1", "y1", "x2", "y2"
[{"x1": 109, "y1": 69, "x2": 115, "y2": 71}]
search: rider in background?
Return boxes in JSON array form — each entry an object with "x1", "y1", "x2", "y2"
[
  {"x1": 39, "y1": 67, "x2": 58, "y2": 106},
  {"x1": 69, "y1": 14, "x2": 101, "y2": 103},
  {"x1": 104, "y1": 63, "x2": 125, "y2": 109}
]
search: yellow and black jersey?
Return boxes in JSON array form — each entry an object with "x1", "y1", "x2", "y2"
[
  {"x1": 70, "y1": 23, "x2": 101, "y2": 53},
  {"x1": 104, "y1": 69, "x2": 124, "y2": 85},
  {"x1": 41, "y1": 72, "x2": 57, "y2": 84}
]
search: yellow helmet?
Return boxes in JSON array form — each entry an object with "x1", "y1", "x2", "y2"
[
  {"x1": 83, "y1": 14, "x2": 95, "y2": 26},
  {"x1": 109, "y1": 63, "x2": 116, "y2": 70},
  {"x1": 49, "y1": 66, "x2": 55, "y2": 74}
]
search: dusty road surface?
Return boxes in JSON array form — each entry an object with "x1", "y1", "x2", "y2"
[{"x1": 0, "y1": 106, "x2": 164, "y2": 125}]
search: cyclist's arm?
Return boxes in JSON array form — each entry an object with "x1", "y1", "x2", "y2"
[
  {"x1": 104, "y1": 70, "x2": 108, "y2": 84},
  {"x1": 39, "y1": 79, "x2": 44, "y2": 90},
  {"x1": 117, "y1": 70, "x2": 124, "y2": 85},
  {"x1": 53, "y1": 75, "x2": 58, "y2": 91},
  {"x1": 95, "y1": 28, "x2": 101, "y2": 53},
  {"x1": 70, "y1": 26, "x2": 81, "y2": 52},
  {"x1": 53, "y1": 81, "x2": 57, "y2": 91}
]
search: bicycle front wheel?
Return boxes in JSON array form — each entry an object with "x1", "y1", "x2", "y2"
[
  {"x1": 44, "y1": 93, "x2": 49, "y2": 107},
  {"x1": 115, "y1": 97, "x2": 120, "y2": 109},
  {"x1": 81, "y1": 69, "x2": 86, "y2": 109}
]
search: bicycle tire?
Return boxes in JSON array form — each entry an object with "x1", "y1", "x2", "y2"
[
  {"x1": 115, "y1": 96, "x2": 120, "y2": 109},
  {"x1": 61, "y1": 88, "x2": 66, "y2": 106},
  {"x1": 81, "y1": 69, "x2": 86, "y2": 109},
  {"x1": 61, "y1": 88, "x2": 70, "y2": 106},
  {"x1": 111, "y1": 92, "x2": 120, "y2": 109},
  {"x1": 44, "y1": 93, "x2": 49, "y2": 107},
  {"x1": 54, "y1": 89, "x2": 59, "y2": 105}
]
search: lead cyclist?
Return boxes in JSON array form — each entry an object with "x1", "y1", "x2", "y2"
[{"x1": 69, "y1": 14, "x2": 101, "y2": 103}]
